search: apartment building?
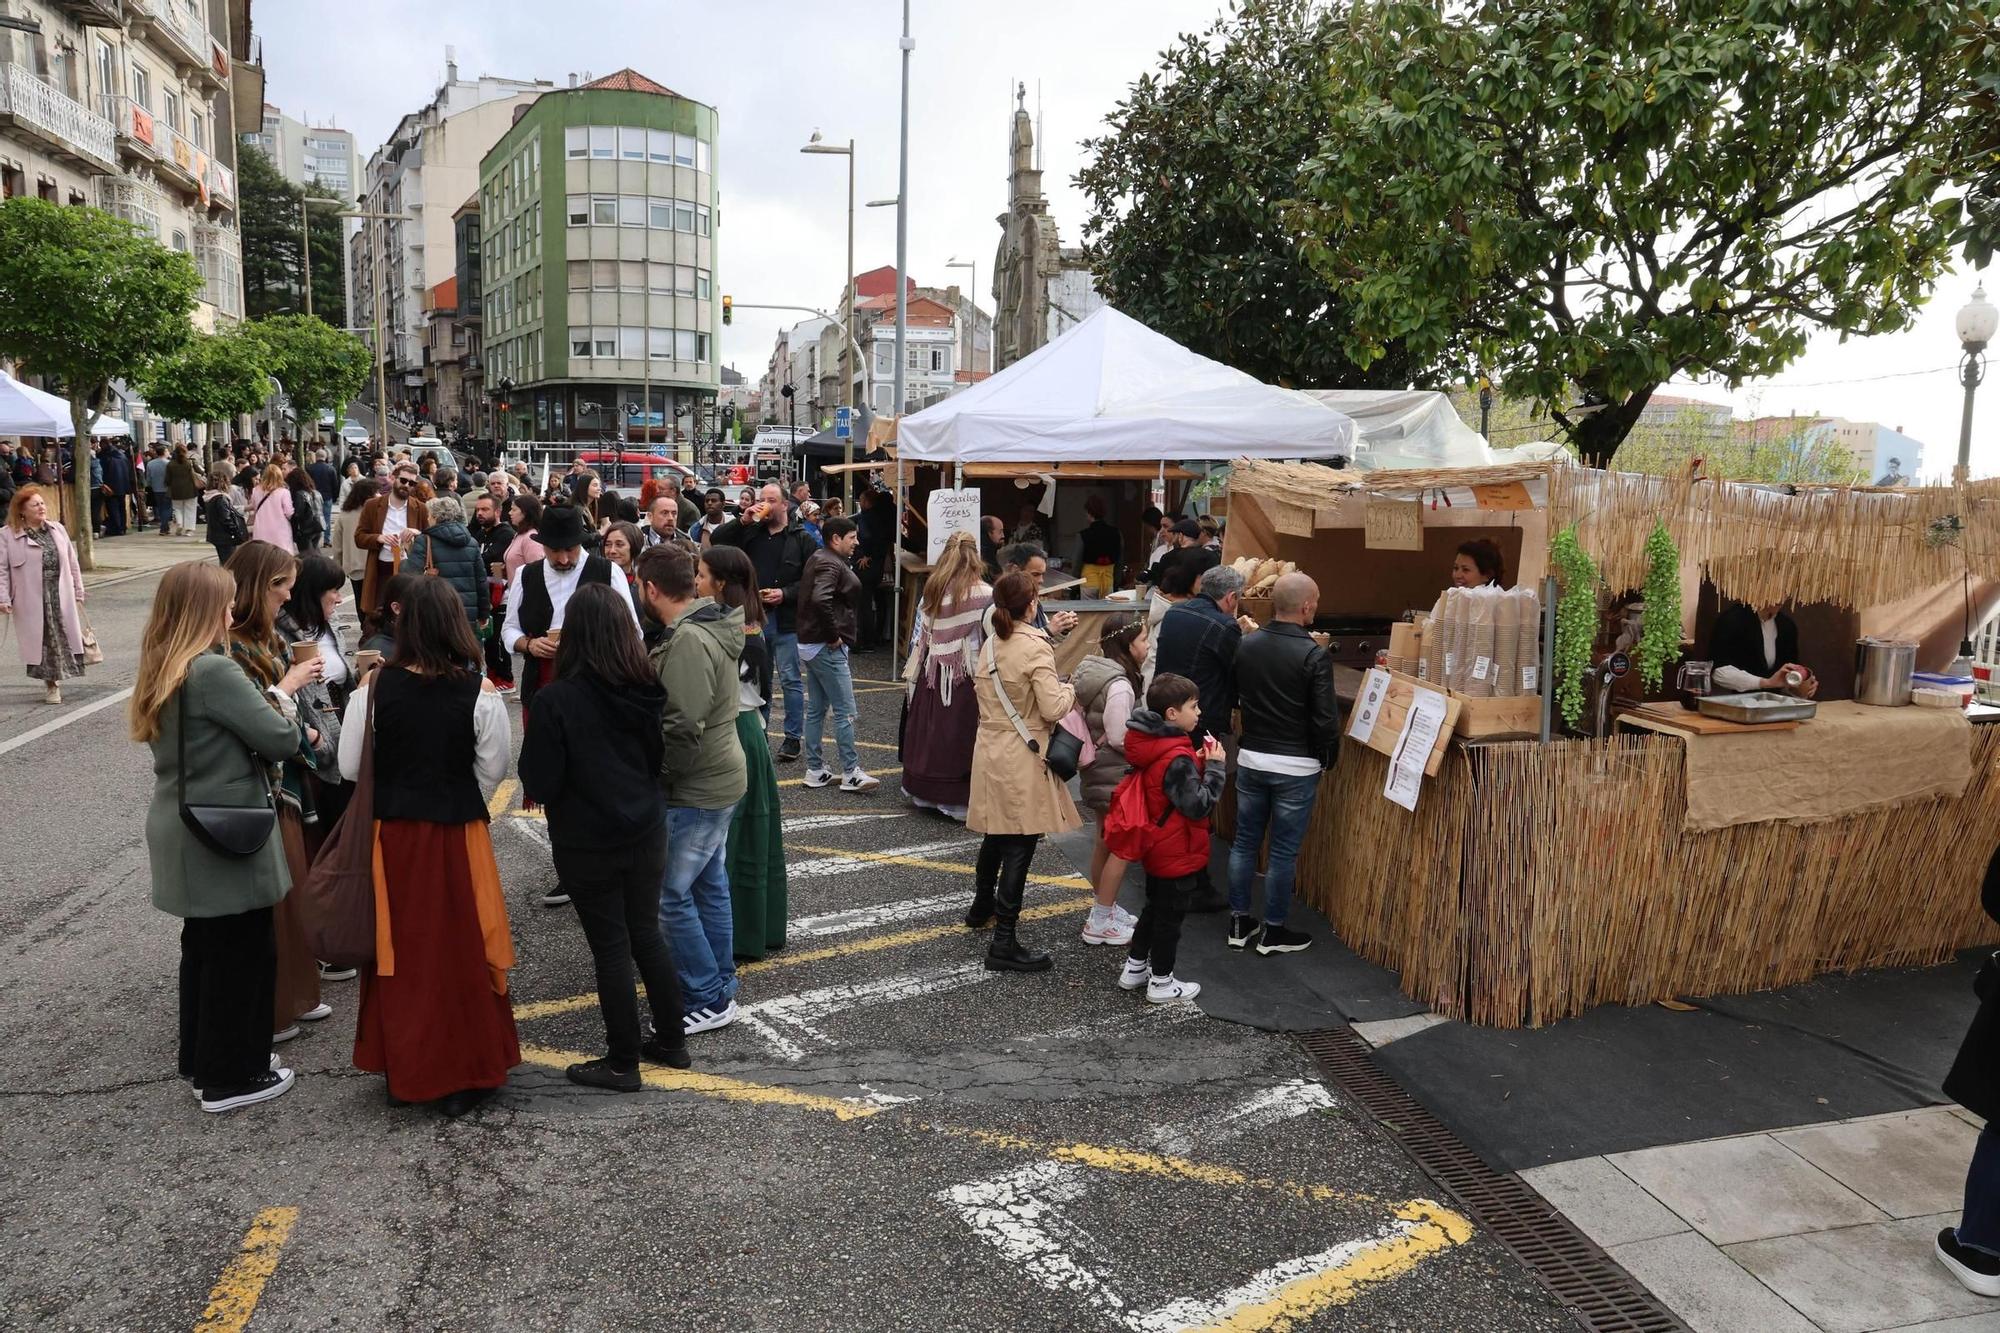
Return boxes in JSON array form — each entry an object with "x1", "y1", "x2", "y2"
[
  {"x1": 245, "y1": 102, "x2": 355, "y2": 195},
  {"x1": 0, "y1": 0, "x2": 251, "y2": 329}
]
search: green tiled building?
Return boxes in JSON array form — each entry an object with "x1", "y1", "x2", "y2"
[{"x1": 477, "y1": 69, "x2": 718, "y2": 447}]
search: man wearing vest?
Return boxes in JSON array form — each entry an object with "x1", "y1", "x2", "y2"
[{"x1": 501, "y1": 503, "x2": 643, "y2": 726}]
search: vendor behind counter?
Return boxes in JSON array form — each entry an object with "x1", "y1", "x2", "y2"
[{"x1": 1707, "y1": 601, "x2": 1821, "y2": 698}]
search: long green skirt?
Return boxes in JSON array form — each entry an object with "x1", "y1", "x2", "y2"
[{"x1": 728, "y1": 708, "x2": 788, "y2": 959}]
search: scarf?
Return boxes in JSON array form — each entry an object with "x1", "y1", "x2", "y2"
[{"x1": 912, "y1": 582, "x2": 993, "y2": 704}]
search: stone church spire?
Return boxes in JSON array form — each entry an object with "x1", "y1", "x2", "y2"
[{"x1": 1009, "y1": 82, "x2": 1043, "y2": 209}]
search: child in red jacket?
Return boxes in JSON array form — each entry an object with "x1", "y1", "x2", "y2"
[{"x1": 1116, "y1": 673, "x2": 1227, "y2": 1003}]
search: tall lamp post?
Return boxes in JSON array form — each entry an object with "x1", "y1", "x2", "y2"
[
  {"x1": 1956, "y1": 283, "x2": 1998, "y2": 486},
  {"x1": 893, "y1": 0, "x2": 912, "y2": 426},
  {"x1": 802, "y1": 129, "x2": 856, "y2": 505},
  {"x1": 299, "y1": 196, "x2": 340, "y2": 319},
  {"x1": 342, "y1": 203, "x2": 417, "y2": 450},
  {"x1": 945, "y1": 257, "x2": 978, "y2": 375}
]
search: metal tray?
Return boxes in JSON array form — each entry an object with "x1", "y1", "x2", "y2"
[{"x1": 1696, "y1": 691, "x2": 1818, "y2": 724}]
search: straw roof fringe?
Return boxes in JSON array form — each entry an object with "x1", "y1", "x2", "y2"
[{"x1": 1226, "y1": 457, "x2": 2000, "y2": 610}]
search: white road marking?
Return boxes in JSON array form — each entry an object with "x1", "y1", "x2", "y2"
[
  {"x1": 1146, "y1": 1078, "x2": 1335, "y2": 1157},
  {"x1": 507, "y1": 815, "x2": 550, "y2": 850},
  {"x1": 786, "y1": 838, "x2": 980, "y2": 881},
  {"x1": 791, "y1": 890, "x2": 973, "y2": 939},
  {"x1": 0, "y1": 685, "x2": 133, "y2": 758},
  {"x1": 945, "y1": 1161, "x2": 1132, "y2": 1321},
  {"x1": 1127, "y1": 1221, "x2": 1425, "y2": 1333},
  {"x1": 782, "y1": 812, "x2": 907, "y2": 832},
  {"x1": 740, "y1": 961, "x2": 993, "y2": 1060}
]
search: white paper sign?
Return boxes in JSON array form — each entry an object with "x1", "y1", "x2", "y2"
[
  {"x1": 1474, "y1": 655, "x2": 1492, "y2": 682},
  {"x1": 1349, "y1": 667, "x2": 1390, "y2": 745},
  {"x1": 1522, "y1": 665, "x2": 1538, "y2": 692},
  {"x1": 1384, "y1": 688, "x2": 1448, "y2": 811},
  {"x1": 925, "y1": 487, "x2": 981, "y2": 565}
]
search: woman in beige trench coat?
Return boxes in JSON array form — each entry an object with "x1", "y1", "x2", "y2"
[{"x1": 966, "y1": 569, "x2": 1079, "y2": 974}]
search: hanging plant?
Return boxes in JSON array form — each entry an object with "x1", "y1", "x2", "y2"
[
  {"x1": 1638, "y1": 520, "x2": 1681, "y2": 692},
  {"x1": 1550, "y1": 525, "x2": 1599, "y2": 728}
]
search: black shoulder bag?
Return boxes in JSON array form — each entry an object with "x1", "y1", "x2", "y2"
[
  {"x1": 177, "y1": 688, "x2": 278, "y2": 857},
  {"x1": 982, "y1": 631, "x2": 1084, "y2": 782}
]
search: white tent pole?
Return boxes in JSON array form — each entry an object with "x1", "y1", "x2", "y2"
[{"x1": 891, "y1": 454, "x2": 904, "y2": 680}]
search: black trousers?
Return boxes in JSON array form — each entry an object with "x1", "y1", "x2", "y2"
[
  {"x1": 975, "y1": 833, "x2": 1041, "y2": 922},
  {"x1": 484, "y1": 619, "x2": 514, "y2": 684},
  {"x1": 857, "y1": 559, "x2": 888, "y2": 647},
  {"x1": 554, "y1": 833, "x2": 683, "y2": 1064},
  {"x1": 178, "y1": 906, "x2": 277, "y2": 1090},
  {"x1": 1129, "y1": 874, "x2": 1192, "y2": 977}
]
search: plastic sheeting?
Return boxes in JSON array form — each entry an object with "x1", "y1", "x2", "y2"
[
  {"x1": 1302, "y1": 389, "x2": 1494, "y2": 471},
  {"x1": 895, "y1": 307, "x2": 1355, "y2": 463}
]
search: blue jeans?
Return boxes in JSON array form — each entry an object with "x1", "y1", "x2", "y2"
[
  {"x1": 1961, "y1": 1123, "x2": 2000, "y2": 1256},
  {"x1": 320, "y1": 495, "x2": 333, "y2": 542},
  {"x1": 152, "y1": 490, "x2": 170, "y2": 534},
  {"x1": 1227, "y1": 766, "x2": 1323, "y2": 926},
  {"x1": 802, "y1": 644, "x2": 860, "y2": 775},
  {"x1": 767, "y1": 630, "x2": 804, "y2": 742},
  {"x1": 658, "y1": 803, "x2": 740, "y2": 1013}
]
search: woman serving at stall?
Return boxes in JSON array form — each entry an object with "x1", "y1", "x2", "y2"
[
  {"x1": 1708, "y1": 601, "x2": 1818, "y2": 696},
  {"x1": 1450, "y1": 539, "x2": 1507, "y2": 589}
]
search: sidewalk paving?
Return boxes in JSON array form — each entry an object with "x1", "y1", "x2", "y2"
[
  {"x1": 1522, "y1": 1106, "x2": 2000, "y2": 1332},
  {"x1": 79, "y1": 531, "x2": 212, "y2": 586}
]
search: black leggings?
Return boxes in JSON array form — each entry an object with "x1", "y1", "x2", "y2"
[
  {"x1": 1129, "y1": 874, "x2": 1192, "y2": 977},
  {"x1": 975, "y1": 833, "x2": 1041, "y2": 922},
  {"x1": 554, "y1": 833, "x2": 683, "y2": 1064}
]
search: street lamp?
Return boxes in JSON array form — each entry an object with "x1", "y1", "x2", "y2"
[
  {"x1": 895, "y1": 0, "x2": 913, "y2": 427},
  {"x1": 802, "y1": 129, "x2": 857, "y2": 503},
  {"x1": 1956, "y1": 283, "x2": 1998, "y2": 486},
  {"x1": 299, "y1": 196, "x2": 341, "y2": 319},
  {"x1": 946, "y1": 257, "x2": 979, "y2": 374},
  {"x1": 341, "y1": 202, "x2": 418, "y2": 451}
]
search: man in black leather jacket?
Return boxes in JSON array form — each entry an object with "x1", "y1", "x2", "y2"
[{"x1": 1226, "y1": 571, "x2": 1340, "y2": 956}]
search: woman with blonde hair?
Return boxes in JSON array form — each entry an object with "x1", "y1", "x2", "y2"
[
  {"x1": 899, "y1": 531, "x2": 991, "y2": 820},
  {"x1": 133, "y1": 562, "x2": 319, "y2": 1112},
  {"x1": 0, "y1": 485, "x2": 88, "y2": 704},
  {"x1": 248, "y1": 463, "x2": 295, "y2": 553},
  {"x1": 225, "y1": 541, "x2": 329, "y2": 1042}
]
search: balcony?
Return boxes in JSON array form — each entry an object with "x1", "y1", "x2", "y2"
[
  {"x1": 97, "y1": 177, "x2": 164, "y2": 240},
  {"x1": 0, "y1": 65, "x2": 117, "y2": 174},
  {"x1": 49, "y1": 0, "x2": 123, "y2": 26},
  {"x1": 149, "y1": 119, "x2": 205, "y2": 198},
  {"x1": 98, "y1": 94, "x2": 157, "y2": 162},
  {"x1": 206, "y1": 160, "x2": 234, "y2": 210},
  {"x1": 126, "y1": 0, "x2": 211, "y2": 79}
]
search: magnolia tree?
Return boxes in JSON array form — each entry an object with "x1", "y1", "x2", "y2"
[
  {"x1": 139, "y1": 329, "x2": 273, "y2": 466},
  {"x1": 0, "y1": 198, "x2": 199, "y2": 568}
]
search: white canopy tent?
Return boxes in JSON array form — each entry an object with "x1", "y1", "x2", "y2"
[
  {"x1": 1304, "y1": 389, "x2": 1492, "y2": 471},
  {"x1": 0, "y1": 373, "x2": 130, "y2": 438},
  {"x1": 896, "y1": 307, "x2": 1356, "y2": 463}
]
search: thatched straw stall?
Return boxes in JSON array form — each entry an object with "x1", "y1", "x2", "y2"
[{"x1": 1225, "y1": 458, "x2": 2000, "y2": 1028}]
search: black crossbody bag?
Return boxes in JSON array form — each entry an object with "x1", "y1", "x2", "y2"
[
  {"x1": 982, "y1": 633, "x2": 1084, "y2": 782},
  {"x1": 177, "y1": 689, "x2": 278, "y2": 857}
]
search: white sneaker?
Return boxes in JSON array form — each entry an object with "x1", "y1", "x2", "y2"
[
  {"x1": 802, "y1": 767, "x2": 835, "y2": 789},
  {"x1": 540, "y1": 888, "x2": 572, "y2": 907},
  {"x1": 1118, "y1": 958, "x2": 1152, "y2": 991},
  {"x1": 1146, "y1": 974, "x2": 1202, "y2": 1005},
  {"x1": 298, "y1": 1002, "x2": 333, "y2": 1022},
  {"x1": 1081, "y1": 906, "x2": 1135, "y2": 947},
  {"x1": 318, "y1": 962, "x2": 358, "y2": 982},
  {"x1": 682, "y1": 999, "x2": 739, "y2": 1035},
  {"x1": 1111, "y1": 903, "x2": 1139, "y2": 927},
  {"x1": 839, "y1": 768, "x2": 881, "y2": 793},
  {"x1": 271, "y1": 1024, "x2": 301, "y2": 1044}
]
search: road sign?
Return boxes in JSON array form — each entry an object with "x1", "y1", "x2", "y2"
[{"x1": 835, "y1": 406, "x2": 852, "y2": 440}]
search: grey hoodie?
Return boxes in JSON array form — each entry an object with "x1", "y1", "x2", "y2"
[{"x1": 653, "y1": 597, "x2": 748, "y2": 809}]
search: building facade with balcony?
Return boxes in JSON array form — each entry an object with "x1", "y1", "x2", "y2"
[
  {"x1": 478, "y1": 69, "x2": 719, "y2": 448},
  {"x1": 349, "y1": 62, "x2": 550, "y2": 420},
  {"x1": 0, "y1": 0, "x2": 248, "y2": 333},
  {"x1": 451, "y1": 193, "x2": 483, "y2": 437}
]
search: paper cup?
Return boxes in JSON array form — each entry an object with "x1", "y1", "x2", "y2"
[{"x1": 288, "y1": 641, "x2": 320, "y2": 665}]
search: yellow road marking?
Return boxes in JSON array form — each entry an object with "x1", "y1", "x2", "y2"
[
  {"x1": 784, "y1": 843, "x2": 1090, "y2": 890},
  {"x1": 508, "y1": 897, "x2": 1092, "y2": 1022},
  {"x1": 778, "y1": 766, "x2": 903, "y2": 789},
  {"x1": 487, "y1": 777, "x2": 518, "y2": 818},
  {"x1": 517, "y1": 1044, "x2": 880, "y2": 1120},
  {"x1": 767, "y1": 732, "x2": 898, "y2": 752},
  {"x1": 192, "y1": 1206, "x2": 299, "y2": 1333},
  {"x1": 1184, "y1": 1204, "x2": 1475, "y2": 1333}
]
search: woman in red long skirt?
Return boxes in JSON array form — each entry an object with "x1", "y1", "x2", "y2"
[{"x1": 338, "y1": 577, "x2": 519, "y2": 1116}]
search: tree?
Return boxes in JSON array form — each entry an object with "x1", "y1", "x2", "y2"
[
  {"x1": 1287, "y1": 0, "x2": 1986, "y2": 465},
  {"x1": 139, "y1": 329, "x2": 272, "y2": 463},
  {"x1": 245, "y1": 315, "x2": 369, "y2": 443},
  {"x1": 0, "y1": 198, "x2": 199, "y2": 569},
  {"x1": 239, "y1": 145, "x2": 347, "y2": 326},
  {"x1": 1077, "y1": 0, "x2": 1410, "y2": 389}
]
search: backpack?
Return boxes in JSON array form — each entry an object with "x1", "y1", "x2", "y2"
[
  {"x1": 289, "y1": 490, "x2": 323, "y2": 548},
  {"x1": 209, "y1": 494, "x2": 248, "y2": 546},
  {"x1": 1101, "y1": 766, "x2": 1169, "y2": 864}
]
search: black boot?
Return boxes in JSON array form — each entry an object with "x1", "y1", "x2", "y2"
[
  {"x1": 984, "y1": 836, "x2": 1052, "y2": 972},
  {"x1": 966, "y1": 835, "x2": 1001, "y2": 928}
]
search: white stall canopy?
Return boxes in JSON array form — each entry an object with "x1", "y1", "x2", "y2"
[
  {"x1": 0, "y1": 372, "x2": 75, "y2": 437},
  {"x1": 896, "y1": 307, "x2": 1355, "y2": 464},
  {"x1": 1303, "y1": 389, "x2": 1493, "y2": 471}
]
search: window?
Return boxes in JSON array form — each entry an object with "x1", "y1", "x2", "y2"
[
  {"x1": 565, "y1": 125, "x2": 587, "y2": 158},
  {"x1": 620, "y1": 260, "x2": 644, "y2": 291},
  {"x1": 648, "y1": 261, "x2": 672, "y2": 294},
  {"x1": 130, "y1": 64, "x2": 150, "y2": 112},
  {"x1": 674, "y1": 201, "x2": 693, "y2": 233},
  {"x1": 531, "y1": 138, "x2": 540, "y2": 172},
  {"x1": 907, "y1": 347, "x2": 923, "y2": 370},
  {"x1": 931, "y1": 348, "x2": 947, "y2": 373},
  {"x1": 567, "y1": 260, "x2": 589, "y2": 291},
  {"x1": 591, "y1": 195, "x2": 617, "y2": 226},
  {"x1": 648, "y1": 129, "x2": 672, "y2": 164},
  {"x1": 95, "y1": 42, "x2": 113, "y2": 100},
  {"x1": 675, "y1": 329, "x2": 696, "y2": 361},
  {"x1": 163, "y1": 89, "x2": 180, "y2": 132},
  {"x1": 675, "y1": 264, "x2": 694, "y2": 296},
  {"x1": 696, "y1": 332, "x2": 710, "y2": 363},
  {"x1": 620, "y1": 327, "x2": 644, "y2": 359},
  {"x1": 696, "y1": 139, "x2": 711, "y2": 173},
  {"x1": 592, "y1": 259, "x2": 616, "y2": 290},
  {"x1": 648, "y1": 328, "x2": 670, "y2": 359},
  {"x1": 188, "y1": 112, "x2": 203, "y2": 150},
  {"x1": 566, "y1": 194, "x2": 588, "y2": 225},
  {"x1": 695, "y1": 204, "x2": 711, "y2": 237},
  {"x1": 695, "y1": 270, "x2": 710, "y2": 299},
  {"x1": 595, "y1": 334, "x2": 616, "y2": 357},
  {"x1": 616, "y1": 195, "x2": 642, "y2": 227},
  {"x1": 673, "y1": 133, "x2": 695, "y2": 167},
  {"x1": 619, "y1": 127, "x2": 647, "y2": 161},
  {"x1": 571, "y1": 334, "x2": 591, "y2": 357},
  {"x1": 588, "y1": 126, "x2": 614, "y2": 159},
  {"x1": 648, "y1": 198, "x2": 671, "y2": 230}
]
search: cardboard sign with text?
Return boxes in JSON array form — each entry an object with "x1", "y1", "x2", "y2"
[
  {"x1": 925, "y1": 487, "x2": 982, "y2": 564},
  {"x1": 1364, "y1": 497, "x2": 1425, "y2": 550},
  {"x1": 1344, "y1": 668, "x2": 1460, "y2": 777}
]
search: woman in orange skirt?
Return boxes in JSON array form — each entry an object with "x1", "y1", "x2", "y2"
[{"x1": 338, "y1": 577, "x2": 518, "y2": 1116}]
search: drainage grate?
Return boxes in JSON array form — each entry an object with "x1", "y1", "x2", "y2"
[{"x1": 1298, "y1": 1027, "x2": 1687, "y2": 1333}]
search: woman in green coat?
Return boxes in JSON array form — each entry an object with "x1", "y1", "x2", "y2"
[{"x1": 132, "y1": 562, "x2": 322, "y2": 1114}]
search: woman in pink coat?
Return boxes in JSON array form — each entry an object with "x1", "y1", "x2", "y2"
[
  {"x1": 0, "y1": 485, "x2": 88, "y2": 705},
  {"x1": 247, "y1": 463, "x2": 295, "y2": 553}
]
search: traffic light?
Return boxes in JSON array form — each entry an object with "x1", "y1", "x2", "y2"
[{"x1": 722, "y1": 295, "x2": 732, "y2": 326}]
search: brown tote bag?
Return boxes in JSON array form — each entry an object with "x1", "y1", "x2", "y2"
[{"x1": 299, "y1": 686, "x2": 377, "y2": 968}]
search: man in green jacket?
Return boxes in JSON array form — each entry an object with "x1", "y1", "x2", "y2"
[{"x1": 636, "y1": 545, "x2": 748, "y2": 1036}]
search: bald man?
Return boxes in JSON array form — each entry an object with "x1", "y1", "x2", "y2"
[{"x1": 1227, "y1": 571, "x2": 1340, "y2": 957}]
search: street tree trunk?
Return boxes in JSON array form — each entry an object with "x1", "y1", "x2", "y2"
[
  {"x1": 66, "y1": 392, "x2": 96, "y2": 572},
  {"x1": 1569, "y1": 387, "x2": 1659, "y2": 469}
]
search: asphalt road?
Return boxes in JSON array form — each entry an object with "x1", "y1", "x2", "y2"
[{"x1": 0, "y1": 551, "x2": 1575, "y2": 1332}]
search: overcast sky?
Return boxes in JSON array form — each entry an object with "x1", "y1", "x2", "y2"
[{"x1": 256, "y1": 0, "x2": 1996, "y2": 477}]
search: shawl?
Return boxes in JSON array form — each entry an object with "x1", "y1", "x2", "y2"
[{"x1": 908, "y1": 582, "x2": 993, "y2": 704}]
